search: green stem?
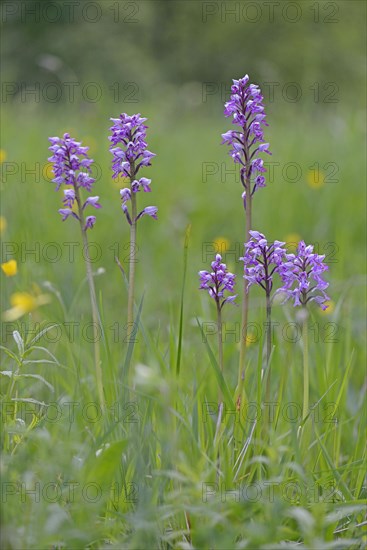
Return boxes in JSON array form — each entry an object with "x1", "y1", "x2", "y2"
[
  {"x1": 237, "y1": 189, "x2": 252, "y2": 405},
  {"x1": 265, "y1": 296, "x2": 272, "y2": 405},
  {"x1": 75, "y1": 187, "x2": 105, "y2": 411},
  {"x1": 217, "y1": 301, "x2": 223, "y2": 405},
  {"x1": 302, "y1": 313, "x2": 309, "y2": 422},
  {"x1": 127, "y1": 191, "x2": 137, "y2": 339},
  {"x1": 6, "y1": 364, "x2": 20, "y2": 405},
  {"x1": 216, "y1": 300, "x2": 224, "y2": 481}
]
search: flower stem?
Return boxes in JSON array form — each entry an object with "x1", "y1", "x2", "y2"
[
  {"x1": 302, "y1": 313, "x2": 309, "y2": 422},
  {"x1": 265, "y1": 295, "x2": 272, "y2": 405},
  {"x1": 217, "y1": 301, "x2": 223, "y2": 405},
  {"x1": 237, "y1": 191, "x2": 252, "y2": 404},
  {"x1": 75, "y1": 187, "x2": 105, "y2": 411},
  {"x1": 216, "y1": 300, "x2": 224, "y2": 480},
  {"x1": 127, "y1": 190, "x2": 137, "y2": 339}
]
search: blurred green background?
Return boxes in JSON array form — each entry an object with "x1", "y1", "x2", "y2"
[{"x1": 1, "y1": 0, "x2": 366, "y2": 356}]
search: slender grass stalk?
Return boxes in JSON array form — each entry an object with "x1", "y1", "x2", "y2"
[
  {"x1": 262, "y1": 293, "x2": 273, "y2": 432},
  {"x1": 302, "y1": 311, "x2": 309, "y2": 422},
  {"x1": 176, "y1": 224, "x2": 191, "y2": 376},
  {"x1": 75, "y1": 186, "x2": 105, "y2": 410}
]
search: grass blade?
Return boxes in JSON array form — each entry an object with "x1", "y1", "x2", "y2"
[{"x1": 176, "y1": 224, "x2": 191, "y2": 376}]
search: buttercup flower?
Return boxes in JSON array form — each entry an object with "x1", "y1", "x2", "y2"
[
  {"x1": 0, "y1": 216, "x2": 7, "y2": 235},
  {"x1": 2, "y1": 291, "x2": 51, "y2": 321},
  {"x1": 213, "y1": 236, "x2": 231, "y2": 255},
  {"x1": 277, "y1": 241, "x2": 330, "y2": 310},
  {"x1": 1, "y1": 259, "x2": 18, "y2": 277}
]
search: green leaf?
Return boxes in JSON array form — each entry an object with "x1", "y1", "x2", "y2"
[
  {"x1": 196, "y1": 317, "x2": 233, "y2": 407},
  {"x1": 314, "y1": 428, "x2": 354, "y2": 501},
  {"x1": 25, "y1": 346, "x2": 60, "y2": 365},
  {"x1": 22, "y1": 360, "x2": 59, "y2": 366},
  {"x1": 11, "y1": 397, "x2": 47, "y2": 407},
  {"x1": 18, "y1": 373, "x2": 54, "y2": 392},
  {"x1": 325, "y1": 504, "x2": 367, "y2": 525},
  {"x1": 12, "y1": 331, "x2": 24, "y2": 357},
  {"x1": 27, "y1": 324, "x2": 59, "y2": 347},
  {"x1": 121, "y1": 293, "x2": 145, "y2": 383},
  {"x1": 0, "y1": 345, "x2": 20, "y2": 365}
]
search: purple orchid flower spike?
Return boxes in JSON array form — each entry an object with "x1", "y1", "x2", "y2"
[
  {"x1": 240, "y1": 230, "x2": 287, "y2": 296},
  {"x1": 222, "y1": 75, "x2": 271, "y2": 204},
  {"x1": 109, "y1": 113, "x2": 158, "y2": 225},
  {"x1": 199, "y1": 254, "x2": 237, "y2": 401},
  {"x1": 47, "y1": 133, "x2": 104, "y2": 409},
  {"x1": 276, "y1": 240, "x2": 331, "y2": 424},
  {"x1": 48, "y1": 133, "x2": 100, "y2": 230},
  {"x1": 277, "y1": 241, "x2": 330, "y2": 310},
  {"x1": 110, "y1": 113, "x2": 158, "y2": 337},
  {"x1": 223, "y1": 76, "x2": 272, "y2": 398},
  {"x1": 199, "y1": 254, "x2": 237, "y2": 310}
]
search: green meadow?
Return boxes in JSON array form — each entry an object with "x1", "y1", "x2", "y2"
[{"x1": 1, "y1": 1, "x2": 366, "y2": 548}]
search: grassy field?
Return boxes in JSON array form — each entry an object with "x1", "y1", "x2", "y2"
[{"x1": 1, "y1": 86, "x2": 366, "y2": 550}]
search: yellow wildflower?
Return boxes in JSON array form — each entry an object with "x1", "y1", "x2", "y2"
[
  {"x1": 3, "y1": 291, "x2": 51, "y2": 321},
  {"x1": 0, "y1": 216, "x2": 7, "y2": 235},
  {"x1": 1, "y1": 259, "x2": 17, "y2": 276},
  {"x1": 213, "y1": 236, "x2": 231, "y2": 254},
  {"x1": 307, "y1": 168, "x2": 325, "y2": 189},
  {"x1": 236, "y1": 332, "x2": 258, "y2": 351},
  {"x1": 245, "y1": 332, "x2": 257, "y2": 347},
  {"x1": 285, "y1": 233, "x2": 301, "y2": 253}
]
